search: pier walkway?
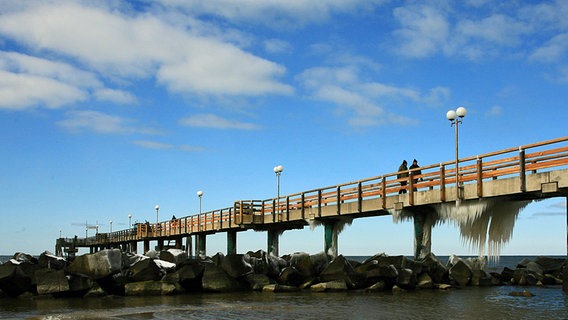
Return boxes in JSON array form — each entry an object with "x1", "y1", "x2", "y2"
[{"x1": 56, "y1": 136, "x2": 568, "y2": 258}]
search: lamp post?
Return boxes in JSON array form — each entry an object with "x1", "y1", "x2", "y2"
[
  {"x1": 128, "y1": 213, "x2": 132, "y2": 228},
  {"x1": 109, "y1": 220, "x2": 113, "y2": 233},
  {"x1": 273, "y1": 165, "x2": 284, "y2": 213},
  {"x1": 155, "y1": 205, "x2": 160, "y2": 224},
  {"x1": 446, "y1": 106, "x2": 467, "y2": 202},
  {"x1": 59, "y1": 229, "x2": 62, "y2": 238},
  {"x1": 197, "y1": 191, "x2": 203, "y2": 214}
]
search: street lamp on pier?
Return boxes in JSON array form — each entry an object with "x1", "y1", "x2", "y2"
[
  {"x1": 273, "y1": 165, "x2": 284, "y2": 213},
  {"x1": 155, "y1": 205, "x2": 160, "y2": 224},
  {"x1": 197, "y1": 191, "x2": 203, "y2": 214},
  {"x1": 446, "y1": 106, "x2": 467, "y2": 202},
  {"x1": 59, "y1": 229, "x2": 62, "y2": 239},
  {"x1": 109, "y1": 220, "x2": 113, "y2": 233},
  {"x1": 128, "y1": 213, "x2": 132, "y2": 228}
]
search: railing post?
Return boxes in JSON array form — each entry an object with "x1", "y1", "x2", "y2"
[
  {"x1": 318, "y1": 190, "x2": 322, "y2": 217},
  {"x1": 336, "y1": 186, "x2": 341, "y2": 215},
  {"x1": 476, "y1": 156, "x2": 483, "y2": 198},
  {"x1": 301, "y1": 192, "x2": 305, "y2": 219},
  {"x1": 286, "y1": 196, "x2": 290, "y2": 221},
  {"x1": 408, "y1": 171, "x2": 414, "y2": 206},
  {"x1": 440, "y1": 164, "x2": 446, "y2": 202},
  {"x1": 519, "y1": 147, "x2": 526, "y2": 192},
  {"x1": 357, "y1": 182, "x2": 362, "y2": 213},
  {"x1": 381, "y1": 176, "x2": 386, "y2": 209}
]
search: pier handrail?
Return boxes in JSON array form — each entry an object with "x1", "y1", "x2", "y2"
[{"x1": 79, "y1": 136, "x2": 568, "y2": 245}]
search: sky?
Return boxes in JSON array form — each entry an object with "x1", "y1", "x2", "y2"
[{"x1": 1, "y1": 0, "x2": 567, "y2": 257}]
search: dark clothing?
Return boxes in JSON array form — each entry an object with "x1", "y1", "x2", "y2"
[
  {"x1": 397, "y1": 161, "x2": 408, "y2": 194},
  {"x1": 409, "y1": 163, "x2": 421, "y2": 184}
]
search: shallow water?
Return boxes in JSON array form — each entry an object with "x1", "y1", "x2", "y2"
[{"x1": 1, "y1": 285, "x2": 567, "y2": 320}]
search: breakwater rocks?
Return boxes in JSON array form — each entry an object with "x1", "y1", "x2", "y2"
[{"x1": 0, "y1": 250, "x2": 565, "y2": 298}]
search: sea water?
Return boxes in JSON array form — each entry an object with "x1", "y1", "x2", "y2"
[{"x1": 0, "y1": 256, "x2": 567, "y2": 320}]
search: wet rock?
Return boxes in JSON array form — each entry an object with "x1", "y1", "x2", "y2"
[
  {"x1": 448, "y1": 257, "x2": 472, "y2": 286},
  {"x1": 66, "y1": 249, "x2": 122, "y2": 279},
  {"x1": 365, "y1": 280, "x2": 388, "y2": 292},
  {"x1": 35, "y1": 269, "x2": 69, "y2": 295},
  {"x1": 417, "y1": 272, "x2": 434, "y2": 289},
  {"x1": 534, "y1": 257, "x2": 565, "y2": 274},
  {"x1": 310, "y1": 251, "x2": 331, "y2": 275},
  {"x1": 0, "y1": 262, "x2": 33, "y2": 297},
  {"x1": 202, "y1": 262, "x2": 243, "y2": 292},
  {"x1": 289, "y1": 252, "x2": 315, "y2": 280},
  {"x1": 12, "y1": 252, "x2": 38, "y2": 264},
  {"x1": 278, "y1": 266, "x2": 304, "y2": 287},
  {"x1": 66, "y1": 274, "x2": 92, "y2": 296},
  {"x1": 311, "y1": 280, "x2": 348, "y2": 292},
  {"x1": 418, "y1": 252, "x2": 448, "y2": 283},
  {"x1": 175, "y1": 260, "x2": 204, "y2": 291},
  {"x1": 262, "y1": 284, "x2": 300, "y2": 292},
  {"x1": 245, "y1": 273, "x2": 273, "y2": 290},
  {"x1": 125, "y1": 280, "x2": 177, "y2": 296},
  {"x1": 220, "y1": 254, "x2": 253, "y2": 278},
  {"x1": 509, "y1": 289, "x2": 535, "y2": 297},
  {"x1": 396, "y1": 268, "x2": 416, "y2": 289},
  {"x1": 319, "y1": 255, "x2": 359, "y2": 289}
]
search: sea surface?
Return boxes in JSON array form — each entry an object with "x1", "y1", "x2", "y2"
[{"x1": 0, "y1": 255, "x2": 567, "y2": 320}]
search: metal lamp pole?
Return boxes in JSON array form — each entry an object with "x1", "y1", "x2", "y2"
[
  {"x1": 197, "y1": 191, "x2": 203, "y2": 214},
  {"x1": 155, "y1": 205, "x2": 160, "y2": 224},
  {"x1": 273, "y1": 165, "x2": 284, "y2": 213},
  {"x1": 128, "y1": 214, "x2": 132, "y2": 228},
  {"x1": 446, "y1": 106, "x2": 467, "y2": 202}
]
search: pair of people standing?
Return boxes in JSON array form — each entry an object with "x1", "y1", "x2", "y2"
[{"x1": 397, "y1": 159, "x2": 421, "y2": 194}]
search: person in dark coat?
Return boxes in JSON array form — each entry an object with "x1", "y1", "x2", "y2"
[
  {"x1": 409, "y1": 159, "x2": 422, "y2": 191},
  {"x1": 397, "y1": 160, "x2": 408, "y2": 194}
]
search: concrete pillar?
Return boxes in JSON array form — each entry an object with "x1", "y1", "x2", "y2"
[
  {"x1": 197, "y1": 234, "x2": 206, "y2": 258},
  {"x1": 186, "y1": 235, "x2": 193, "y2": 257},
  {"x1": 130, "y1": 241, "x2": 137, "y2": 254},
  {"x1": 157, "y1": 239, "x2": 164, "y2": 251},
  {"x1": 175, "y1": 237, "x2": 182, "y2": 249},
  {"x1": 267, "y1": 229, "x2": 282, "y2": 256},
  {"x1": 324, "y1": 220, "x2": 339, "y2": 258},
  {"x1": 143, "y1": 240, "x2": 150, "y2": 253},
  {"x1": 413, "y1": 210, "x2": 433, "y2": 259},
  {"x1": 227, "y1": 230, "x2": 237, "y2": 255}
]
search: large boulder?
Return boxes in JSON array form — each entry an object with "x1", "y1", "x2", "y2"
[
  {"x1": 534, "y1": 257, "x2": 565, "y2": 275},
  {"x1": 124, "y1": 280, "x2": 177, "y2": 296},
  {"x1": 175, "y1": 260, "x2": 204, "y2": 291},
  {"x1": 220, "y1": 254, "x2": 253, "y2": 278},
  {"x1": 0, "y1": 262, "x2": 33, "y2": 297},
  {"x1": 12, "y1": 252, "x2": 38, "y2": 264},
  {"x1": 278, "y1": 266, "x2": 305, "y2": 287},
  {"x1": 319, "y1": 255, "x2": 359, "y2": 289},
  {"x1": 396, "y1": 268, "x2": 416, "y2": 289},
  {"x1": 128, "y1": 257, "x2": 161, "y2": 282},
  {"x1": 38, "y1": 251, "x2": 67, "y2": 270},
  {"x1": 160, "y1": 249, "x2": 188, "y2": 265},
  {"x1": 66, "y1": 249, "x2": 122, "y2": 279},
  {"x1": 310, "y1": 252, "x2": 331, "y2": 275},
  {"x1": 418, "y1": 253, "x2": 448, "y2": 283},
  {"x1": 35, "y1": 269, "x2": 69, "y2": 295},
  {"x1": 289, "y1": 252, "x2": 314, "y2": 280},
  {"x1": 448, "y1": 257, "x2": 472, "y2": 286},
  {"x1": 202, "y1": 262, "x2": 243, "y2": 292}
]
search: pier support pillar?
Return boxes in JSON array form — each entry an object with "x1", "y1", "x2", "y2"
[
  {"x1": 157, "y1": 239, "x2": 164, "y2": 251},
  {"x1": 413, "y1": 209, "x2": 433, "y2": 259},
  {"x1": 564, "y1": 195, "x2": 568, "y2": 293},
  {"x1": 197, "y1": 234, "x2": 206, "y2": 258},
  {"x1": 143, "y1": 240, "x2": 150, "y2": 253},
  {"x1": 227, "y1": 230, "x2": 237, "y2": 255},
  {"x1": 130, "y1": 241, "x2": 137, "y2": 254},
  {"x1": 186, "y1": 235, "x2": 193, "y2": 257},
  {"x1": 267, "y1": 229, "x2": 282, "y2": 257},
  {"x1": 324, "y1": 220, "x2": 339, "y2": 258}
]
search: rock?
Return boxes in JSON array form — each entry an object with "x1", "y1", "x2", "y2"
[
  {"x1": 0, "y1": 262, "x2": 33, "y2": 297},
  {"x1": 437, "y1": 283, "x2": 453, "y2": 290},
  {"x1": 125, "y1": 280, "x2": 177, "y2": 296},
  {"x1": 278, "y1": 266, "x2": 305, "y2": 287},
  {"x1": 245, "y1": 273, "x2": 273, "y2": 290},
  {"x1": 38, "y1": 251, "x2": 67, "y2": 270},
  {"x1": 159, "y1": 249, "x2": 188, "y2": 265},
  {"x1": 289, "y1": 252, "x2": 314, "y2": 280},
  {"x1": 391, "y1": 285, "x2": 406, "y2": 293},
  {"x1": 534, "y1": 257, "x2": 565, "y2": 274},
  {"x1": 35, "y1": 269, "x2": 70, "y2": 295},
  {"x1": 396, "y1": 268, "x2": 416, "y2": 289},
  {"x1": 471, "y1": 269, "x2": 494, "y2": 286},
  {"x1": 417, "y1": 273, "x2": 434, "y2": 289},
  {"x1": 262, "y1": 284, "x2": 300, "y2": 292},
  {"x1": 499, "y1": 267, "x2": 515, "y2": 283},
  {"x1": 310, "y1": 251, "x2": 331, "y2": 275},
  {"x1": 128, "y1": 257, "x2": 161, "y2": 282},
  {"x1": 83, "y1": 282, "x2": 106, "y2": 297},
  {"x1": 526, "y1": 262, "x2": 544, "y2": 278},
  {"x1": 202, "y1": 262, "x2": 243, "y2": 292},
  {"x1": 448, "y1": 258, "x2": 472, "y2": 286},
  {"x1": 509, "y1": 289, "x2": 535, "y2": 297},
  {"x1": 365, "y1": 280, "x2": 388, "y2": 292},
  {"x1": 154, "y1": 259, "x2": 176, "y2": 274},
  {"x1": 96, "y1": 271, "x2": 129, "y2": 296},
  {"x1": 220, "y1": 254, "x2": 253, "y2": 278},
  {"x1": 66, "y1": 249, "x2": 122, "y2": 279},
  {"x1": 418, "y1": 252, "x2": 448, "y2": 283},
  {"x1": 66, "y1": 274, "x2": 92, "y2": 296},
  {"x1": 319, "y1": 255, "x2": 359, "y2": 289},
  {"x1": 310, "y1": 280, "x2": 348, "y2": 292},
  {"x1": 175, "y1": 260, "x2": 204, "y2": 291},
  {"x1": 12, "y1": 252, "x2": 38, "y2": 264}
]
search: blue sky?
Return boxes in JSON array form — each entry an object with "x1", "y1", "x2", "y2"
[{"x1": 1, "y1": 0, "x2": 566, "y2": 257}]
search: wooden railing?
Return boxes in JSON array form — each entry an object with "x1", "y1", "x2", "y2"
[{"x1": 84, "y1": 136, "x2": 568, "y2": 245}]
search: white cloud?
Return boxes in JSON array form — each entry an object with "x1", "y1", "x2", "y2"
[
  {"x1": 179, "y1": 113, "x2": 260, "y2": 130},
  {"x1": 132, "y1": 140, "x2": 174, "y2": 150},
  {"x1": 0, "y1": 2, "x2": 293, "y2": 100},
  {"x1": 264, "y1": 39, "x2": 292, "y2": 54},
  {"x1": 56, "y1": 110, "x2": 149, "y2": 134},
  {"x1": 94, "y1": 88, "x2": 136, "y2": 104},
  {"x1": 485, "y1": 105, "x2": 503, "y2": 117},
  {"x1": 529, "y1": 33, "x2": 568, "y2": 63},
  {"x1": 297, "y1": 65, "x2": 446, "y2": 127}
]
